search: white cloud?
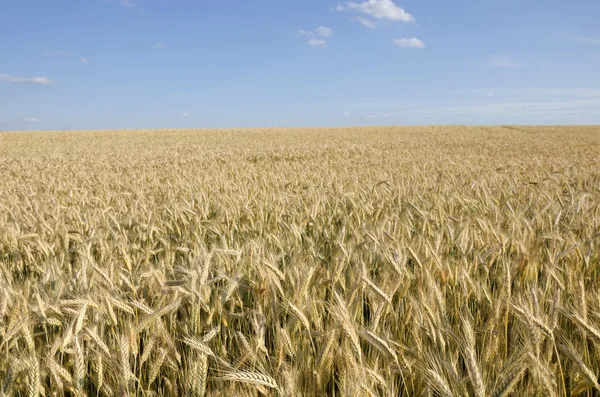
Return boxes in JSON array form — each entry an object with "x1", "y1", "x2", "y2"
[
  {"x1": 315, "y1": 26, "x2": 333, "y2": 37},
  {"x1": 298, "y1": 27, "x2": 332, "y2": 48},
  {"x1": 379, "y1": 113, "x2": 390, "y2": 117},
  {"x1": 573, "y1": 36, "x2": 600, "y2": 45},
  {"x1": 354, "y1": 16, "x2": 376, "y2": 28},
  {"x1": 362, "y1": 114, "x2": 378, "y2": 119},
  {"x1": 337, "y1": 0, "x2": 414, "y2": 22},
  {"x1": 344, "y1": 111, "x2": 351, "y2": 117},
  {"x1": 23, "y1": 117, "x2": 40, "y2": 122},
  {"x1": 489, "y1": 55, "x2": 519, "y2": 68},
  {"x1": 298, "y1": 26, "x2": 332, "y2": 37},
  {"x1": 487, "y1": 92, "x2": 494, "y2": 97},
  {"x1": 0, "y1": 74, "x2": 56, "y2": 85},
  {"x1": 80, "y1": 57, "x2": 88, "y2": 63},
  {"x1": 154, "y1": 42, "x2": 166, "y2": 49},
  {"x1": 307, "y1": 39, "x2": 327, "y2": 48},
  {"x1": 393, "y1": 38, "x2": 424, "y2": 48},
  {"x1": 182, "y1": 112, "x2": 189, "y2": 117}
]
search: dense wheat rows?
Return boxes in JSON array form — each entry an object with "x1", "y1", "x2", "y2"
[{"x1": 1, "y1": 126, "x2": 600, "y2": 396}]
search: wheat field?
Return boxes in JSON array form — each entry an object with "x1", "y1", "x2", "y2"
[{"x1": 0, "y1": 126, "x2": 599, "y2": 396}]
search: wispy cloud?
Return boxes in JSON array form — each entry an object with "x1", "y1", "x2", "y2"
[
  {"x1": 393, "y1": 97, "x2": 600, "y2": 118},
  {"x1": 358, "y1": 113, "x2": 389, "y2": 119},
  {"x1": 489, "y1": 55, "x2": 519, "y2": 69},
  {"x1": 44, "y1": 50, "x2": 89, "y2": 64},
  {"x1": 153, "y1": 42, "x2": 166, "y2": 49},
  {"x1": 23, "y1": 117, "x2": 40, "y2": 122},
  {"x1": 306, "y1": 38, "x2": 327, "y2": 48},
  {"x1": 573, "y1": 36, "x2": 600, "y2": 45},
  {"x1": 336, "y1": 0, "x2": 414, "y2": 23},
  {"x1": 118, "y1": 0, "x2": 145, "y2": 12},
  {"x1": 298, "y1": 26, "x2": 333, "y2": 47},
  {"x1": 175, "y1": 112, "x2": 189, "y2": 118},
  {"x1": 536, "y1": 88, "x2": 600, "y2": 98},
  {"x1": 298, "y1": 26, "x2": 333, "y2": 37},
  {"x1": 344, "y1": 111, "x2": 351, "y2": 117},
  {"x1": 353, "y1": 16, "x2": 376, "y2": 28},
  {"x1": 393, "y1": 38, "x2": 424, "y2": 48},
  {"x1": 0, "y1": 74, "x2": 56, "y2": 85},
  {"x1": 462, "y1": 87, "x2": 600, "y2": 99},
  {"x1": 119, "y1": 0, "x2": 138, "y2": 8}
]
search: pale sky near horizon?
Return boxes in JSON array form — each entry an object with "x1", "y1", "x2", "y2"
[{"x1": 1, "y1": 0, "x2": 599, "y2": 130}]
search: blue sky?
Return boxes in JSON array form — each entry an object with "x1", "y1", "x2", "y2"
[{"x1": 1, "y1": 0, "x2": 599, "y2": 130}]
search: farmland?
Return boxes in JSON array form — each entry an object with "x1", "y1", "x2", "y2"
[{"x1": 1, "y1": 126, "x2": 599, "y2": 396}]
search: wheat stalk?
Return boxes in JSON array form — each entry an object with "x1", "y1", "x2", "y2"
[{"x1": 222, "y1": 371, "x2": 279, "y2": 390}]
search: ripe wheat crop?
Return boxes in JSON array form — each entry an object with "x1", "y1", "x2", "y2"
[{"x1": 0, "y1": 125, "x2": 599, "y2": 396}]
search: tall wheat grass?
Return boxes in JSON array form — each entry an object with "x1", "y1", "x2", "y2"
[{"x1": 0, "y1": 125, "x2": 599, "y2": 396}]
